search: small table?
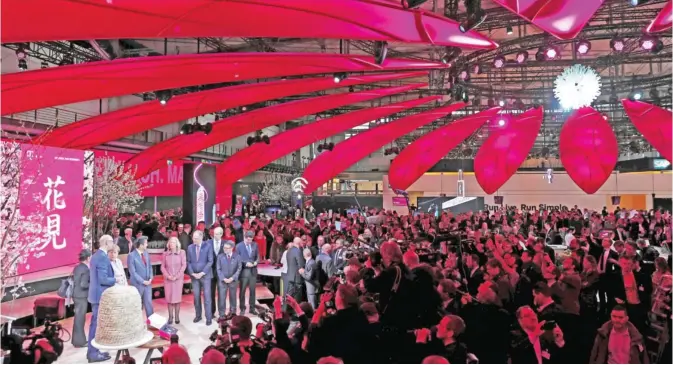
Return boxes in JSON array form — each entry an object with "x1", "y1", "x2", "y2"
[{"x1": 113, "y1": 328, "x2": 170, "y2": 364}]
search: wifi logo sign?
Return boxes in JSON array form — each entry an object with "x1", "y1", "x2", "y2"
[{"x1": 291, "y1": 177, "x2": 308, "y2": 193}]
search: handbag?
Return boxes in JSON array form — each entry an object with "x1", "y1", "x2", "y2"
[{"x1": 57, "y1": 274, "x2": 74, "y2": 306}]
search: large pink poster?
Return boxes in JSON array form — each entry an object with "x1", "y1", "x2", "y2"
[
  {"x1": 18, "y1": 145, "x2": 85, "y2": 274},
  {"x1": 94, "y1": 150, "x2": 184, "y2": 196}
]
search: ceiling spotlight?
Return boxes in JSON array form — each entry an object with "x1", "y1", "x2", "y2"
[
  {"x1": 545, "y1": 45, "x2": 560, "y2": 60},
  {"x1": 247, "y1": 136, "x2": 255, "y2": 146},
  {"x1": 459, "y1": 68, "x2": 470, "y2": 81},
  {"x1": 401, "y1": 0, "x2": 428, "y2": 8},
  {"x1": 203, "y1": 123, "x2": 213, "y2": 135},
  {"x1": 15, "y1": 46, "x2": 27, "y2": 60},
  {"x1": 333, "y1": 72, "x2": 348, "y2": 83},
  {"x1": 493, "y1": 55, "x2": 506, "y2": 69},
  {"x1": 629, "y1": 90, "x2": 644, "y2": 101},
  {"x1": 180, "y1": 123, "x2": 193, "y2": 135},
  {"x1": 576, "y1": 39, "x2": 591, "y2": 55},
  {"x1": 651, "y1": 38, "x2": 665, "y2": 53},
  {"x1": 348, "y1": 86, "x2": 355, "y2": 93},
  {"x1": 59, "y1": 56, "x2": 74, "y2": 66},
  {"x1": 602, "y1": 114, "x2": 609, "y2": 121},
  {"x1": 535, "y1": 47, "x2": 546, "y2": 61},
  {"x1": 18, "y1": 59, "x2": 27, "y2": 71},
  {"x1": 374, "y1": 41, "x2": 388, "y2": 65},
  {"x1": 610, "y1": 37, "x2": 625, "y2": 52},
  {"x1": 498, "y1": 99, "x2": 506, "y2": 107},
  {"x1": 515, "y1": 50, "x2": 528, "y2": 64},
  {"x1": 155, "y1": 89, "x2": 172, "y2": 105},
  {"x1": 472, "y1": 64, "x2": 482, "y2": 74},
  {"x1": 40, "y1": 61, "x2": 49, "y2": 69},
  {"x1": 497, "y1": 118, "x2": 506, "y2": 127},
  {"x1": 254, "y1": 135, "x2": 262, "y2": 143},
  {"x1": 630, "y1": 0, "x2": 651, "y2": 5},
  {"x1": 506, "y1": 25, "x2": 513, "y2": 35}
]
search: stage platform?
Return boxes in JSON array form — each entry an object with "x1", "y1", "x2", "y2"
[{"x1": 43, "y1": 293, "x2": 270, "y2": 364}]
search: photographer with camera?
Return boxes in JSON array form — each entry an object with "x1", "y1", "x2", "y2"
[
  {"x1": 204, "y1": 314, "x2": 270, "y2": 364},
  {"x1": 269, "y1": 294, "x2": 310, "y2": 363},
  {"x1": 1, "y1": 320, "x2": 66, "y2": 364}
]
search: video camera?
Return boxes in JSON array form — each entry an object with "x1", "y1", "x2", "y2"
[{"x1": 1, "y1": 319, "x2": 66, "y2": 364}]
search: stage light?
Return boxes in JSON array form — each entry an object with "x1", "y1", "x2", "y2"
[
  {"x1": 255, "y1": 135, "x2": 262, "y2": 143},
  {"x1": 493, "y1": 55, "x2": 506, "y2": 69},
  {"x1": 402, "y1": 0, "x2": 428, "y2": 8},
  {"x1": 629, "y1": 90, "x2": 644, "y2": 101},
  {"x1": 41, "y1": 61, "x2": 48, "y2": 69},
  {"x1": 497, "y1": 118, "x2": 506, "y2": 126},
  {"x1": 602, "y1": 114, "x2": 608, "y2": 121},
  {"x1": 333, "y1": 72, "x2": 348, "y2": 83},
  {"x1": 459, "y1": 68, "x2": 470, "y2": 81},
  {"x1": 515, "y1": 50, "x2": 528, "y2": 64},
  {"x1": 262, "y1": 135, "x2": 270, "y2": 144},
  {"x1": 576, "y1": 39, "x2": 591, "y2": 55},
  {"x1": 241, "y1": 106, "x2": 248, "y2": 111},
  {"x1": 247, "y1": 136, "x2": 254, "y2": 146},
  {"x1": 545, "y1": 46, "x2": 560, "y2": 60},
  {"x1": 156, "y1": 89, "x2": 172, "y2": 105},
  {"x1": 506, "y1": 26, "x2": 513, "y2": 35},
  {"x1": 15, "y1": 47, "x2": 27, "y2": 60},
  {"x1": 610, "y1": 37, "x2": 625, "y2": 52},
  {"x1": 203, "y1": 123, "x2": 213, "y2": 135},
  {"x1": 18, "y1": 59, "x2": 27, "y2": 71},
  {"x1": 180, "y1": 123, "x2": 193, "y2": 135},
  {"x1": 639, "y1": 35, "x2": 661, "y2": 51},
  {"x1": 59, "y1": 56, "x2": 74, "y2": 66},
  {"x1": 535, "y1": 47, "x2": 546, "y2": 61},
  {"x1": 472, "y1": 64, "x2": 482, "y2": 74},
  {"x1": 374, "y1": 41, "x2": 388, "y2": 65},
  {"x1": 498, "y1": 99, "x2": 506, "y2": 107},
  {"x1": 630, "y1": 0, "x2": 651, "y2": 5},
  {"x1": 348, "y1": 86, "x2": 355, "y2": 93}
]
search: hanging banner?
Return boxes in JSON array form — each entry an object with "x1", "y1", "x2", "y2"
[
  {"x1": 18, "y1": 144, "x2": 85, "y2": 274},
  {"x1": 93, "y1": 150, "x2": 184, "y2": 197}
]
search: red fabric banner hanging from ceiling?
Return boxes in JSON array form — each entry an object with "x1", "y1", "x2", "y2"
[
  {"x1": 559, "y1": 107, "x2": 618, "y2": 194},
  {"x1": 474, "y1": 107, "x2": 544, "y2": 195},
  {"x1": 621, "y1": 99, "x2": 672, "y2": 163}
]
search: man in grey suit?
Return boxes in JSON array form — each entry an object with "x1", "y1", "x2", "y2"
[
  {"x1": 87, "y1": 235, "x2": 116, "y2": 363},
  {"x1": 215, "y1": 241, "x2": 241, "y2": 318},
  {"x1": 208, "y1": 227, "x2": 225, "y2": 318},
  {"x1": 187, "y1": 230, "x2": 214, "y2": 325},
  {"x1": 285, "y1": 237, "x2": 306, "y2": 302},
  {"x1": 127, "y1": 236, "x2": 154, "y2": 317},
  {"x1": 299, "y1": 248, "x2": 319, "y2": 308}
]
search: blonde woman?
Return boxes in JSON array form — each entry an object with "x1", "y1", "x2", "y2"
[
  {"x1": 107, "y1": 245, "x2": 128, "y2": 286},
  {"x1": 161, "y1": 237, "x2": 187, "y2": 324}
]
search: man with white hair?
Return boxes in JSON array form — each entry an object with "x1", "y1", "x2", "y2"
[
  {"x1": 118, "y1": 227, "x2": 135, "y2": 255},
  {"x1": 87, "y1": 235, "x2": 116, "y2": 362},
  {"x1": 316, "y1": 243, "x2": 335, "y2": 290},
  {"x1": 299, "y1": 247, "x2": 319, "y2": 308},
  {"x1": 208, "y1": 227, "x2": 225, "y2": 318},
  {"x1": 285, "y1": 237, "x2": 306, "y2": 301}
]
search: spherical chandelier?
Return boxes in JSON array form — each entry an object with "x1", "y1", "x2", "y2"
[{"x1": 553, "y1": 64, "x2": 602, "y2": 110}]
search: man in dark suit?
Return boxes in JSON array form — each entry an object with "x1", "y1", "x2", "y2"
[
  {"x1": 612, "y1": 254, "x2": 651, "y2": 334},
  {"x1": 178, "y1": 223, "x2": 192, "y2": 252},
  {"x1": 87, "y1": 235, "x2": 116, "y2": 363},
  {"x1": 299, "y1": 248, "x2": 319, "y2": 308},
  {"x1": 316, "y1": 243, "x2": 335, "y2": 291},
  {"x1": 208, "y1": 227, "x2": 225, "y2": 318},
  {"x1": 186, "y1": 230, "x2": 214, "y2": 326},
  {"x1": 117, "y1": 227, "x2": 135, "y2": 255},
  {"x1": 465, "y1": 253, "x2": 484, "y2": 297},
  {"x1": 509, "y1": 306, "x2": 567, "y2": 364},
  {"x1": 285, "y1": 237, "x2": 306, "y2": 302},
  {"x1": 216, "y1": 241, "x2": 241, "y2": 318},
  {"x1": 596, "y1": 237, "x2": 619, "y2": 313},
  {"x1": 235, "y1": 230, "x2": 259, "y2": 315}
]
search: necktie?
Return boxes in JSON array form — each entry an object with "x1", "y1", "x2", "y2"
[
  {"x1": 215, "y1": 241, "x2": 220, "y2": 254},
  {"x1": 247, "y1": 244, "x2": 251, "y2": 256},
  {"x1": 196, "y1": 245, "x2": 200, "y2": 261},
  {"x1": 141, "y1": 253, "x2": 146, "y2": 266}
]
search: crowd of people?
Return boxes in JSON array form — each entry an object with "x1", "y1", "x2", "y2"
[{"x1": 75, "y1": 205, "x2": 672, "y2": 364}]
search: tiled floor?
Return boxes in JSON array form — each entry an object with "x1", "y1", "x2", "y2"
[{"x1": 53, "y1": 291, "x2": 269, "y2": 364}]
